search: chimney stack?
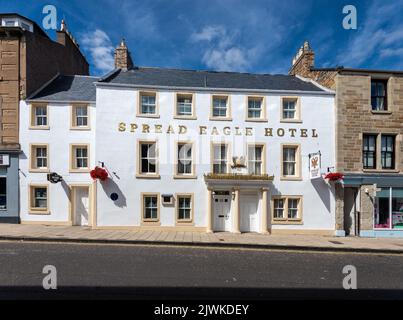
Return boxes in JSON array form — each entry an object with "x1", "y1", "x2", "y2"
[
  {"x1": 114, "y1": 39, "x2": 134, "y2": 70},
  {"x1": 289, "y1": 40, "x2": 315, "y2": 76}
]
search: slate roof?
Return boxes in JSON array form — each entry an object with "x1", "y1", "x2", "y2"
[
  {"x1": 101, "y1": 67, "x2": 325, "y2": 92},
  {"x1": 29, "y1": 75, "x2": 98, "y2": 102}
]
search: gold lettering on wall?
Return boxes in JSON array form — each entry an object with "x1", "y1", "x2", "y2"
[
  {"x1": 223, "y1": 127, "x2": 231, "y2": 135},
  {"x1": 142, "y1": 124, "x2": 150, "y2": 133},
  {"x1": 265, "y1": 128, "x2": 273, "y2": 136},
  {"x1": 118, "y1": 122, "x2": 126, "y2": 132},
  {"x1": 312, "y1": 129, "x2": 318, "y2": 138},
  {"x1": 167, "y1": 125, "x2": 175, "y2": 134},
  {"x1": 130, "y1": 124, "x2": 138, "y2": 133},
  {"x1": 199, "y1": 126, "x2": 207, "y2": 135},
  {"x1": 277, "y1": 128, "x2": 285, "y2": 137},
  {"x1": 155, "y1": 124, "x2": 163, "y2": 133},
  {"x1": 245, "y1": 128, "x2": 253, "y2": 136},
  {"x1": 289, "y1": 128, "x2": 297, "y2": 137},
  {"x1": 179, "y1": 125, "x2": 187, "y2": 134},
  {"x1": 211, "y1": 127, "x2": 219, "y2": 135},
  {"x1": 300, "y1": 129, "x2": 308, "y2": 137}
]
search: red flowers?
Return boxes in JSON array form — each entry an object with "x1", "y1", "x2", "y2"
[
  {"x1": 90, "y1": 166, "x2": 108, "y2": 181},
  {"x1": 324, "y1": 172, "x2": 344, "y2": 181}
]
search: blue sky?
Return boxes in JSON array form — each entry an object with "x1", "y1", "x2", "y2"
[{"x1": 1, "y1": 0, "x2": 403, "y2": 75}]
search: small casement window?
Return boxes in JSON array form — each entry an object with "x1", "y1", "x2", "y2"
[
  {"x1": 212, "y1": 96, "x2": 229, "y2": 117},
  {"x1": 177, "y1": 196, "x2": 192, "y2": 221},
  {"x1": 381, "y1": 135, "x2": 395, "y2": 169},
  {"x1": 213, "y1": 144, "x2": 228, "y2": 174},
  {"x1": 72, "y1": 146, "x2": 89, "y2": 169},
  {"x1": 363, "y1": 134, "x2": 377, "y2": 169},
  {"x1": 30, "y1": 186, "x2": 48, "y2": 211},
  {"x1": 32, "y1": 145, "x2": 48, "y2": 170},
  {"x1": 282, "y1": 146, "x2": 298, "y2": 177},
  {"x1": 140, "y1": 142, "x2": 157, "y2": 174},
  {"x1": 73, "y1": 106, "x2": 89, "y2": 127},
  {"x1": 0, "y1": 177, "x2": 6, "y2": 210},
  {"x1": 177, "y1": 143, "x2": 193, "y2": 175},
  {"x1": 371, "y1": 80, "x2": 387, "y2": 111},
  {"x1": 282, "y1": 98, "x2": 298, "y2": 119},
  {"x1": 248, "y1": 145, "x2": 263, "y2": 175},
  {"x1": 32, "y1": 105, "x2": 48, "y2": 126},
  {"x1": 273, "y1": 197, "x2": 302, "y2": 222},
  {"x1": 143, "y1": 195, "x2": 158, "y2": 221},
  {"x1": 247, "y1": 97, "x2": 263, "y2": 119},
  {"x1": 176, "y1": 94, "x2": 193, "y2": 116},
  {"x1": 140, "y1": 92, "x2": 157, "y2": 115}
]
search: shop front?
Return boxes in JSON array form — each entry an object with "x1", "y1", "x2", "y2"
[{"x1": 0, "y1": 152, "x2": 19, "y2": 223}]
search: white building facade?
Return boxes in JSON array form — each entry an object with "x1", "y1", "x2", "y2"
[{"x1": 20, "y1": 68, "x2": 336, "y2": 235}]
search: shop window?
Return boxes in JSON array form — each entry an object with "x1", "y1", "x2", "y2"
[
  {"x1": 0, "y1": 178, "x2": 6, "y2": 210},
  {"x1": 374, "y1": 188, "x2": 403, "y2": 230}
]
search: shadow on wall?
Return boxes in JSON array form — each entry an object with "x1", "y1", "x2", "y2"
[
  {"x1": 311, "y1": 178, "x2": 331, "y2": 213},
  {"x1": 100, "y1": 178, "x2": 127, "y2": 208}
]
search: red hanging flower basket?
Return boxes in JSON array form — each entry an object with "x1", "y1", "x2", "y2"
[
  {"x1": 90, "y1": 166, "x2": 108, "y2": 181},
  {"x1": 324, "y1": 172, "x2": 344, "y2": 181}
]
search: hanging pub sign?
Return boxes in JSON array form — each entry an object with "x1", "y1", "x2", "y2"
[
  {"x1": 0, "y1": 154, "x2": 10, "y2": 166},
  {"x1": 47, "y1": 172, "x2": 63, "y2": 184},
  {"x1": 309, "y1": 152, "x2": 321, "y2": 180}
]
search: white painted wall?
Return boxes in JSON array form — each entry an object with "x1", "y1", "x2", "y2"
[
  {"x1": 96, "y1": 86, "x2": 336, "y2": 230},
  {"x1": 19, "y1": 101, "x2": 96, "y2": 223}
]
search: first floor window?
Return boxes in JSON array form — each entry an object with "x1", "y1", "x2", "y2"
[
  {"x1": 73, "y1": 105, "x2": 89, "y2": 127},
  {"x1": 247, "y1": 97, "x2": 263, "y2": 119},
  {"x1": 381, "y1": 135, "x2": 395, "y2": 169},
  {"x1": 282, "y1": 98, "x2": 297, "y2": 120},
  {"x1": 143, "y1": 195, "x2": 158, "y2": 221},
  {"x1": 140, "y1": 142, "x2": 157, "y2": 174},
  {"x1": 177, "y1": 195, "x2": 192, "y2": 221},
  {"x1": 282, "y1": 146, "x2": 298, "y2": 177},
  {"x1": 0, "y1": 178, "x2": 6, "y2": 210},
  {"x1": 374, "y1": 188, "x2": 403, "y2": 230},
  {"x1": 248, "y1": 145, "x2": 263, "y2": 175},
  {"x1": 177, "y1": 143, "x2": 192, "y2": 175},
  {"x1": 213, "y1": 144, "x2": 228, "y2": 174},
  {"x1": 30, "y1": 186, "x2": 48, "y2": 211},
  {"x1": 363, "y1": 134, "x2": 377, "y2": 169},
  {"x1": 273, "y1": 197, "x2": 302, "y2": 222},
  {"x1": 212, "y1": 96, "x2": 228, "y2": 118},
  {"x1": 72, "y1": 145, "x2": 89, "y2": 170},
  {"x1": 177, "y1": 94, "x2": 193, "y2": 116},
  {"x1": 33, "y1": 146, "x2": 48, "y2": 169},
  {"x1": 371, "y1": 80, "x2": 387, "y2": 111},
  {"x1": 32, "y1": 105, "x2": 48, "y2": 127},
  {"x1": 140, "y1": 92, "x2": 157, "y2": 115}
]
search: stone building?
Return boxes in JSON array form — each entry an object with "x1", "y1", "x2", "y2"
[
  {"x1": 0, "y1": 13, "x2": 89, "y2": 223},
  {"x1": 290, "y1": 41, "x2": 403, "y2": 238}
]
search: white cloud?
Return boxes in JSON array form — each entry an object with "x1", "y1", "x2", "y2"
[{"x1": 80, "y1": 29, "x2": 115, "y2": 74}]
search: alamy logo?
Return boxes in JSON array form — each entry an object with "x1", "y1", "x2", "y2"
[
  {"x1": 342, "y1": 265, "x2": 357, "y2": 289},
  {"x1": 342, "y1": 5, "x2": 357, "y2": 30},
  {"x1": 42, "y1": 5, "x2": 57, "y2": 30},
  {"x1": 42, "y1": 265, "x2": 57, "y2": 290}
]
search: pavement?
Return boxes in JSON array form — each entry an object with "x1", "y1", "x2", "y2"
[{"x1": 0, "y1": 224, "x2": 403, "y2": 254}]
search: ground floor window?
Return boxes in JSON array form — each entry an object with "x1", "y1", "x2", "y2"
[
  {"x1": 0, "y1": 177, "x2": 6, "y2": 210},
  {"x1": 374, "y1": 187, "x2": 403, "y2": 229},
  {"x1": 177, "y1": 194, "x2": 193, "y2": 222},
  {"x1": 29, "y1": 185, "x2": 49, "y2": 213},
  {"x1": 271, "y1": 196, "x2": 302, "y2": 224},
  {"x1": 142, "y1": 194, "x2": 159, "y2": 222}
]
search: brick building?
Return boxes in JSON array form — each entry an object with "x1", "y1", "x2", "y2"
[
  {"x1": 0, "y1": 13, "x2": 89, "y2": 223},
  {"x1": 290, "y1": 41, "x2": 403, "y2": 238}
]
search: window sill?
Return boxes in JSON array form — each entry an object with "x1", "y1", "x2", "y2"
[
  {"x1": 280, "y1": 119, "x2": 303, "y2": 124},
  {"x1": 28, "y1": 210, "x2": 50, "y2": 215},
  {"x1": 362, "y1": 169, "x2": 400, "y2": 174},
  {"x1": 70, "y1": 127, "x2": 91, "y2": 131},
  {"x1": 136, "y1": 174, "x2": 161, "y2": 179},
  {"x1": 271, "y1": 220, "x2": 303, "y2": 225},
  {"x1": 173, "y1": 175, "x2": 197, "y2": 180},
  {"x1": 173, "y1": 116, "x2": 197, "y2": 120},
  {"x1": 245, "y1": 118, "x2": 268, "y2": 123},
  {"x1": 69, "y1": 169, "x2": 91, "y2": 173},
  {"x1": 136, "y1": 114, "x2": 160, "y2": 119},
  {"x1": 29, "y1": 126, "x2": 50, "y2": 130},
  {"x1": 141, "y1": 221, "x2": 161, "y2": 226},
  {"x1": 280, "y1": 176, "x2": 303, "y2": 181},
  {"x1": 175, "y1": 221, "x2": 194, "y2": 226},
  {"x1": 29, "y1": 169, "x2": 50, "y2": 173},
  {"x1": 209, "y1": 117, "x2": 233, "y2": 121},
  {"x1": 371, "y1": 110, "x2": 392, "y2": 115}
]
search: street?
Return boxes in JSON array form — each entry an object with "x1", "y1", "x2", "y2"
[{"x1": 0, "y1": 240, "x2": 402, "y2": 299}]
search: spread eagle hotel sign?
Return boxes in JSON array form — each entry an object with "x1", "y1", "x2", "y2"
[{"x1": 309, "y1": 152, "x2": 321, "y2": 180}]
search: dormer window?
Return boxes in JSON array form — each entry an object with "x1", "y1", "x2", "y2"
[
  {"x1": 371, "y1": 79, "x2": 387, "y2": 111},
  {"x1": 1, "y1": 17, "x2": 33, "y2": 32}
]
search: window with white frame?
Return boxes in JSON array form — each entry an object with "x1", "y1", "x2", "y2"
[
  {"x1": 143, "y1": 195, "x2": 158, "y2": 221},
  {"x1": 282, "y1": 146, "x2": 298, "y2": 177},
  {"x1": 72, "y1": 145, "x2": 89, "y2": 170},
  {"x1": 212, "y1": 96, "x2": 229, "y2": 118},
  {"x1": 176, "y1": 94, "x2": 193, "y2": 117},
  {"x1": 31, "y1": 145, "x2": 48, "y2": 170},
  {"x1": 282, "y1": 98, "x2": 298, "y2": 120},
  {"x1": 140, "y1": 92, "x2": 157, "y2": 115},
  {"x1": 32, "y1": 105, "x2": 48, "y2": 127},
  {"x1": 213, "y1": 144, "x2": 228, "y2": 174},
  {"x1": 177, "y1": 143, "x2": 193, "y2": 175},
  {"x1": 247, "y1": 97, "x2": 263, "y2": 119},
  {"x1": 140, "y1": 142, "x2": 157, "y2": 174},
  {"x1": 73, "y1": 105, "x2": 89, "y2": 128},
  {"x1": 177, "y1": 195, "x2": 192, "y2": 221},
  {"x1": 248, "y1": 145, "x2": 263, "y2": 175},
  {"x1": 272, "y1": 197, "x2": 302, "y2": 222}
]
